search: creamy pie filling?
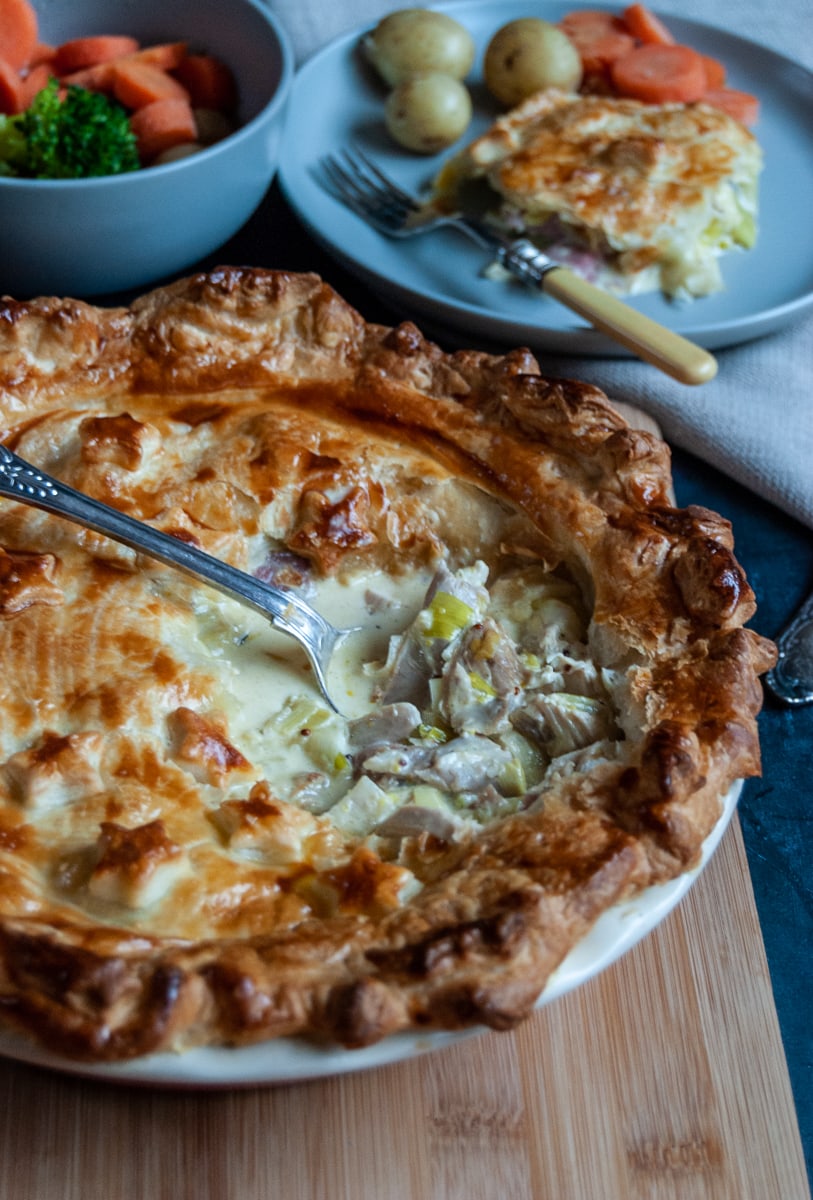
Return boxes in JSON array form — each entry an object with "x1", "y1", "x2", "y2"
[
  {"x1": 172, "y1": 553, "x2": 626, "y2": 871},
  {"x1": 232, "y1": 559, "x2": 621, "y2": 828}
]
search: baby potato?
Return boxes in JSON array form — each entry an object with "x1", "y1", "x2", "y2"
[
  {"x1": 384, "y1": 72, "x2": 472, "y2": 153},
  {"x1": 193, "y1": 108, "x2": 235, "y2": 145},
  {"x1": 152, "y1": 142, "x2": 205, "y2": 166},
  {"x1": 484, "y1": 18, "x2": 583, "y2": 108},
  {"x1": 363, "y1": 8, "x2": 475, "y2": 87}
]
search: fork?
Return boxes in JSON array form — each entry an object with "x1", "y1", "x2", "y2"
[
  {"x1": 319, "y1": 146, "x2": 718, "y2": 387},
  {"x1": 764, "y1": 586, "x2": 813, "y2": 705}
]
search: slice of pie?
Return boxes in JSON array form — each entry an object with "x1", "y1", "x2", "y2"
[
  {"x1": 429, "y1": 89, "x2": 762, "y2": 299},
  {"x1": 0, "y1": 267, "x2": 774, "y2": 1061}
]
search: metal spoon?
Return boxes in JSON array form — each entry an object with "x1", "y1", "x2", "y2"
[
  {"x1": 0, "y1": 445, "x2": 353, "y2": 712},
  {"x1": 764, "y1": 587, "x2": 813, "y2": 706}
]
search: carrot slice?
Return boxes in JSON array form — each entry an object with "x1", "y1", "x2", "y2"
[
  {"x1": 611, "y1": 43, "x2": 708, "y2": 103},
  {"x1": 129, "y1": 96, "x2": 197, "y2": 161},
  {"x1": 53, "y1": 35, "x2": 139, "y2": 75},
  {"x1": 0, "y1": 55, "x2": 25, "y2": 114},
  {"x1": 18, "y1": 59, "x2": 50, "y2": 106},
  {"x1": 113, "y1": 60, "x2": 189, "y2": 110},
  {"x1": 622, "y1": 4, "x2": 675, "y2": 45},
  {"x1": 132, "y1": 42, "x2": 188, "y2": 71},
  {"x1": 559, "y1": 10, "x2": 636, "y2": 74},
  {"x1": 172, "y1": 54, "x2": 237, "y2": 111},
  {"x1": 28, "y1": 42, "x2": 56, "y2": 68},
  {"x1": 62, "y1": 44, "x2": 191, "y2": 95},
  {"x1": 60, "y1": 62, "x2": 117, "y2": 92},
  {"x1": 0, "y1": 0, "x2": 38, "y2": 71},
  {"x1": 700, "y1": 54, "x2": 726, "y2": 89},
  {"x1": 702, "y1": 86, "x2": 760, "y2": 125}
]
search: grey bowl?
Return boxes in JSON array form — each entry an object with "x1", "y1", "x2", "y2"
[{"x1": 0, "y1": 0, "x2": 293, "y2": 298}]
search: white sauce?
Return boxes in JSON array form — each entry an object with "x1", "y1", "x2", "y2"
[
  {"x1": 177, "y1": 560, "x2": 621, "y2": 838},
  {"x1": 221, "y1": 569, "x2": 432, "y2": 720},
  {"x1": 190, "y1": 568, "x2": 434, "y2": 802}
]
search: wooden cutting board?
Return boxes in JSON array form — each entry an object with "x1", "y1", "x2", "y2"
[
  {"x1": 0, "y1": 814, "x2": 806, "y2": 1200},
  {"x1": 0, "y1": 407, "x2": 807, "y2": 1199}
]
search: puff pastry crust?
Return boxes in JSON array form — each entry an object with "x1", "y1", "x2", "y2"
[{"x1": 0, "y1": 267, "x2": 775, "y2": 1061}]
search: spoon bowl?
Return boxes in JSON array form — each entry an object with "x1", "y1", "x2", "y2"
[{"x1": 0, "y1": 445, "x2": 354, "y2": 713}]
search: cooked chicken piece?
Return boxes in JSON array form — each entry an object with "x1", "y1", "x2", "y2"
[{"x1": 439, "y1": 617, "x2": 526, "y2": 735}]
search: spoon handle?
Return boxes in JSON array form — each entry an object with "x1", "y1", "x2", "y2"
[
  {"x1": 0, "y1": 444, "x2": 339, "y2": 692},
  {"x1": 764, "y1": 587, "x2": 813, "y2": 706}
]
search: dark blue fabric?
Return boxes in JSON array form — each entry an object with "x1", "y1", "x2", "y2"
[{"x1": 673, "y1": 450, "x2": 813, "y2": 1185}]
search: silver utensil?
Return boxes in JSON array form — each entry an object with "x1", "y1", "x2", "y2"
[
  {"x1": 0, "y1": 445, "x2": 353, "y2": 712},
  {"x1": 318, "y1": 145, "x2": 718, "y2": 388},
  {"x1": 765, "y1": 587, "x2": 813, "y2": 705}
]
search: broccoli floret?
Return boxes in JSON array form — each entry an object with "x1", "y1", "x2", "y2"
[
  {"x1": 0, "y1": 115, "x2": 28, "y2": 176},
  {"x1": 0, "y1": 79, "x2": 140, "y2": 179}
]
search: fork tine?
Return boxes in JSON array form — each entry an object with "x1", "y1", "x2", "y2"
[
  {"x1": 320, "y1": 149, "x2": 417, "y2": 230},
  {"x1": 319, "y1": 158, "x2": 385, "y2": 224},
  {"x1": 323, "y1": 162, "x2": 407, "y2": 229},
  {"x1": 337, "y1": 149, "x2": 415, "y2": 222},
  {"x1": 345, "y1": 144, "x2": 421, "y2": 211},
  {"x1": 321, "y1": 157, "x2": 371, "y2": 209}
]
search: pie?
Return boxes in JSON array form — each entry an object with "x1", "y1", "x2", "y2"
[
  {"x1": 0, "y1": 267, "x2": 774, "y2": 1062},
  {"x1": 429, "y1": 89, "x2": 762, "y2": 299}
]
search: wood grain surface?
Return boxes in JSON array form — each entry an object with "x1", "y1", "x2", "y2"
[{"x1": 0, "y1": 815, "x2": 807, "y2": 1200}]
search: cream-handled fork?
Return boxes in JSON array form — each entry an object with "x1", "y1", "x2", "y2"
[{"x1": 319, "y1": 145, "x2": 717, "y2": 387}]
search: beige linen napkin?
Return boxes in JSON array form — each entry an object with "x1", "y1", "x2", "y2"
[
  {"x1": 266, "y1": 0, "x2": 813, "y2": 529},
  {"x1": 549, "y1": 321, "x2": 813, "y2": 529}
]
